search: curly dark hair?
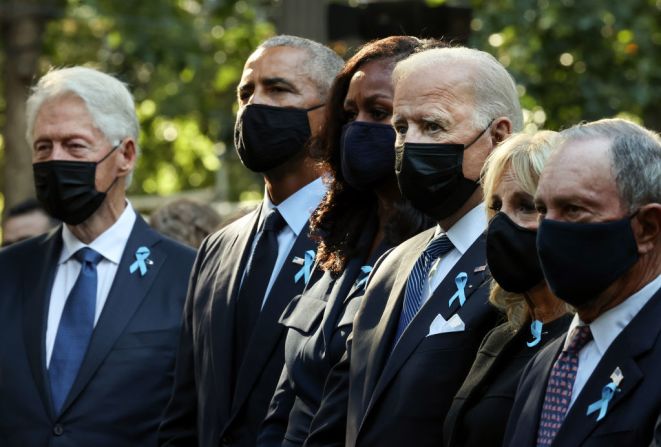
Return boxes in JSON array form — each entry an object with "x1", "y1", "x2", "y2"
[{"x1": 310, "y1": 36, "x2": 444, "y2": 274}]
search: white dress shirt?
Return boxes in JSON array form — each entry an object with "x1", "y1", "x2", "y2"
[
  {"x1": 46, "y1": 203, "x2": 137, "y2": 367},
  {"x1": 567, "y1": 272, "x2": 661, "y2": 407},
  {"x1": 245, "y1": 177, "x2": 326, "y2": 308},
  {"x1": 420, "y1": 203, "x2": 487, "y2": 306}
]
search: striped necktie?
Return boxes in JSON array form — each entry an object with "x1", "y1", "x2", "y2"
[{"x1": 393, "y1": 234, "x2": 454, "y2": 345}]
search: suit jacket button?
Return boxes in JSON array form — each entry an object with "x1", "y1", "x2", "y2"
[{"x1": 53, "y1": 424, "x2": 64, "y2": 436}]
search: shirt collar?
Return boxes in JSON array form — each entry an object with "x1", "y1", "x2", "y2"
[
  {"x1": 433, "y1": 203, "x2": 487, "y2": 255},
  {"x1": 564, "y1": 272, "x2": 661, "y2": 354},
  {"x1": 262, "y1": 177, "x2": 326, "y2": 237},
  {"x1": 59, "y1": 201, "x2": 137, "y2": 265}
]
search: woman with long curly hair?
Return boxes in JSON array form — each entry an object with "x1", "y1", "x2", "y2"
[{"x1": 257, "y1": 36, "x2": 440, "y2": 446}]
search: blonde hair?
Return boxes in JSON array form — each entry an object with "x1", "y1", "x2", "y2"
[{"x1": 480, "y1": 130, "x2": 559, "y2": 328}]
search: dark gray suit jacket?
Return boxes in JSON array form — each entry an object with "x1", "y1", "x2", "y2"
[
  {"x1": 504, "y1": 287, "x2": 661, "y2": 447},
  {"x1": 0, "y1": 217, "x2": 196, "y2": 447},
  {"x1": 159, "y1": 206, "x2": 321, "y2": 447},
  {"x1": 306, "y1": 227, "x2": 499, "y2": 447}
]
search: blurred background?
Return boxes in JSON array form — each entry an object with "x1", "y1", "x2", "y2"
[{"x1": 1, "y1": 0, "x2": 659, "y2": 228}]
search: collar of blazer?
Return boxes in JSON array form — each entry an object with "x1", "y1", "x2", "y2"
[
  {"x1": 22, "y1": 216, "x2": 165, "y2": 418},
  {"x1": 359, "y1": 231, "x2": 489, "y2": 427},
  {"x1": 552, "y1": 286, "x2": 661, "y2": 445}
]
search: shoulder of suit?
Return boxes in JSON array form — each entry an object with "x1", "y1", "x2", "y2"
[
  {"x1": 372, "y1": 227, "x2": 436, "y2": 270},
  {"x1": 202, "y1": 207, "x2": 259, "y2": 250},
  {"x1": 478, "y1": 321, "x2": 519, "y2": 355},
  {"x1": 153, "y1": 233, "x2": 197, "y2": 260},
  {"x1": 0, "y1": 231, "x2": 54, "y2": 265}
]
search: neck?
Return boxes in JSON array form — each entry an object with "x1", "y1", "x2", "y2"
[
  {"x1": 525, "y1": 282, "x2": 568, "y2": 324},
  {"x1": 577, "y1": 253, "x2": 661, "y2": 323},
  {"x1": 264, "y1": 156, "x2": 322, "y2": 205},
  {"x1": 437, "y1": 188, "x2": 482, "y2": 232},
  {"x1": 68, "y1": 191, "x2": 127, "y2": 244}
]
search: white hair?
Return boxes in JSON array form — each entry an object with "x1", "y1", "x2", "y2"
[
  {"x1": 393, "y1": 47, "x2": 523, "y2": 132},
  {"x1": 26, "y1": 66, "x2": 140, "y2": 183},
  {"x1": 257, "y1": 35, "x2": 344, "y2": 99},
  {"x1": 560, "y1": 118, "x2": 661, "y2": 211}
]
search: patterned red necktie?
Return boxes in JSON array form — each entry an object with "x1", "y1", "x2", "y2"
[{"x1": 536, "y1": 325, "x2": 593, "y2": 446}]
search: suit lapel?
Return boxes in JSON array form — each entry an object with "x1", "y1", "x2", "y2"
[
  {"x1": 59, "y1": 217, "x2": 165, "y2": 414},
  {"x1": 22, "y1": 227, "x2": 62, "y2": 420},
  {"x1": 210, "y1": 209, "x2": 261, "y2": 420},
  {"x1": 363, "y1": 234, "x2": 488, "y2": 426},
  {"x1": 553, "y1": 288, "x2": 661, "y2": 446},
  {"x1": 356, "y1": 231, "x2": 433, "y2": 424},
  {"x1": 230, "y1": 221, "x2": 318, "y2": 415}
]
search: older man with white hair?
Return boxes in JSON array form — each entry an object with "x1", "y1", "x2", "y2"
[
  {"x1": 505, "y1": 118, "x2": 661, "y2": 447},
  {"x1": 158, "y1": 35, "x2": 343, "y2": 447},
  {"x1": 0, "y1": 67, "x2": 196, "y2": 446},
  {"x1": 304, "y1": 46, "x2": 522, "y2": 447}
]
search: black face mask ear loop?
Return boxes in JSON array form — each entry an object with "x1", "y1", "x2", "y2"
[{"x1": 98, "y1": 139, "x2": 125, "y2": 194}]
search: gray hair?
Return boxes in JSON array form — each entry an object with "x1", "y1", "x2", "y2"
[
  {"x1": 560, "y1": 118, "x2": 661, "y2": 212},
  {"x1": 393, "y1": 47, "x2": 523, "y2": 132},
  {"x1": 26, "y1": 66, "x2": 140, "y2": 183},
  {"x1": 257, "y1": 35, "x2": 343, "y2": 99}
]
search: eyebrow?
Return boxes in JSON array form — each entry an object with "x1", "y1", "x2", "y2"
[{"x1": 262, "y1": 77, "x2": 300, "y2": 93}]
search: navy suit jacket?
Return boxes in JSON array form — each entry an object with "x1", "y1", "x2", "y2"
[
  {"x1": 504, "y1": 287, "x2": 661, "y2": 447},
  {"x1": 306, "y1": 227, "x2": 499, "y2": 447},
  {"x1": 0, "y1": 216, "x2": 196, "y2": 447},
  {"x1": 158, "y1": 206, "x2": 321, "y2": 447}
]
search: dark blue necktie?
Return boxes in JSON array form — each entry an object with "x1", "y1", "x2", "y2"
[
  {"x1": 49, "y1": 247, "x2": 103, "y2": 413},
  {"x1": 393, "y1": 234, "x2": 454, "y2": 345}
]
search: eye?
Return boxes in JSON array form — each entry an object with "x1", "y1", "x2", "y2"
[
  {"x1": 535, "y1": 204, "x2": 547, "y2": 216},
  {"x1": 394, "y1": 122, "x2": 408, "y2": 135},
  {"x1": 517, "y1": 200, "x2": 536, "y2": 214},
  {"x1": 488, "y1": 198, "x2": 502, "y2": 213},
  {"x1": 424, "y1": 121, "x2": 442, "y2": 133},
  {"x1": 370, "y1": 108, "x2": 390, "y2": 121},
  {"x1": 343, "y1": 108, "x2": 357, "y2": 122}
]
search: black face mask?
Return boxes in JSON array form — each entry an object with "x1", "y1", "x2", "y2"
[
  {"x1": 395, "y1": 121, "x2": 493, "y2": 220},
  {"x1": 234, "y1": 103, "x2": 323, "y2": 173},
  {"x1": 486, "y1": 212, "x2": 544, "y2": 293},
  {"x1": 537, "y1": 214, "x2": 640, "y2": 307},
  {"x1": 340, "y1": 121, "x2": 396, "y2": 191},
  {"x1": 33, "y1": 143, "x2": 120, "y2": 226}
]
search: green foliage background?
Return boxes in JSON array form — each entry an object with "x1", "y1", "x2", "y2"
[{"x1": 1, "y1": 0, "x2": 659, "y2": 210}]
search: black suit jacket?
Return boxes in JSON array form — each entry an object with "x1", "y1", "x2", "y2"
[
  {"x1": 259, "y1": 216, "x2": 383, "y2": 447},
  {"x1": 0, "y1": 217, "x2": 196, "y2": 447},
  {"x1": 307, "y1": 227, "x2": 498, "y2": 447},
  {"x1": 504, "y1": 287, "x2": 661, "y2": 447},
  {"x1": 159, "y1": 206, "x2": 321, "y2": 447},
  {"x1": 443, "y1": 315, "x2": 571, "y2": 447}
]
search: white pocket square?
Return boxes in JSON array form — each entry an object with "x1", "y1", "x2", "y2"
[{"x1": 427, "y1": 313, "x2": 465, "y2": 336}]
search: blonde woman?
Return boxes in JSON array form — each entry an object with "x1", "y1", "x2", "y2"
[{"x1": 443, "y1": 131, "x2": 572, "y2": 447}]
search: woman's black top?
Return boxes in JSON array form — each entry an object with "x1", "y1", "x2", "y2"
[{"x1": 443, "y1": 313, "x2": 573, "y2": 447}]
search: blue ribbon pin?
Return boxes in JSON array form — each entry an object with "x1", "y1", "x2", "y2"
[
  {"x1": 129, "y1": 246, "x2": 151, "y2": 277},
  {"x1": 586, "y1": 382, "x2": 618, "y2": 421},
  {"x1": 355, "y1": 265, "x2": 373, "y2": 290},
  {"x1": 294, "y1": 250, "x2": 316, "y2": 285},
  {"x1": 448, "y1": 272, "x2": 468, "y2": 307},
  {"x1": 527, "y1": 320, "x2": 543, "y2": 347}
]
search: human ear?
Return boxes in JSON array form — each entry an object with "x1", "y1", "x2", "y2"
[
  {"x1": 489, "y1": 117, "x2": 513, "y2": 147},
  {"x1": 632, "y1": 203, "x2": 661, "y2": 255}
]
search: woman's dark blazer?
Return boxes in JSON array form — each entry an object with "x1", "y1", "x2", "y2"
[
  {"x1": 443, "y1": 314, "x2": 572, "y2": 447},
  {"x1": 257, "y1": 215, "x2": 383, "y2": 447}
]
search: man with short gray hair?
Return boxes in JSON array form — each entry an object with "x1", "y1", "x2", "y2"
[
  {"x1": 159, "y1": 36, "x2": 342, "y2": 447},
  {"x1": 0, "y1": 66, "x2": 196, "y2": 446},
  {"x1": 306, "y1": 46, "x2": 520, "y2": 447},
  {"x1": 505, "y1": 118, "x2": 661, "y2": 446}
]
